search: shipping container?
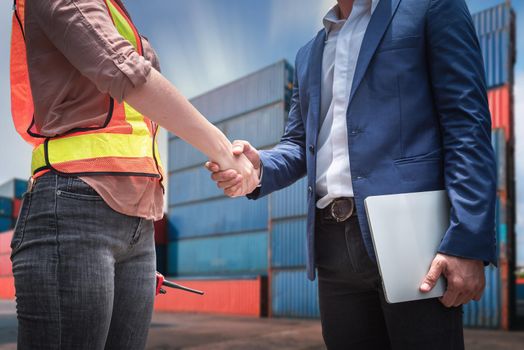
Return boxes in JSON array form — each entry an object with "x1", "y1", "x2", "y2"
[
  {"x1": 0, "y1": 197, "x2": 12, "y2": 217},
  {"x1": 168, "y1": 196, "x2": 268, "y2": 240},
  {"x1": 168, "y1": 167, "x2": 224, "y2": 206},
  {"x1": 492, "y1": 129, "x2": 506, "y2": 192},
  {"x1": 271, "y1": 269, "x2": 319, "y2": 318},
  {"x1": 0, "y1": 179, "x2": 26, "y2": 199},
  {"x1": 168, "y1": 102, "x2": 287, "y2": 173},
  {"x1": 271, "y1": 218, "x2": 307, "y2": 269},
  {"x1": 471, "y1": 3, "x2": 515, "y2": 89},
  {"x1": 463, "y1": 266, "x2": 500, "y2": 328},
  {"x1": 270, "y1": 177, "x2": 308, "y2": 219},
  {"x1": 488, "y1": 86, "x2": 511, "y2": 140},
  {"x1": 155, "y1": 245, "x2": 167, "y2": 275},
  {"x1": 0, "y1": 231, "x2": 13, "y2": 255},
  {"x1": 12, "y1": 199, "x2": 22, "y2": 219},
  {"x1": 0, "y1": 276, "x2": 15, "y2": 300},
  {"x1": 0, "y1": 218, "x2": 13, "y2": 232},
  {"x1": 0, "y1": 254, "x2": 12, "y2": 276},
  {"x1": 184, "y1": 60, "x2": 293, "y2": 126},
  {"x1": 154, "y1": 216, "x2": 168, "y2": 245},
  {"x1": 154, "y1": 276, "x2": 267, "y2": 317},
  {"x1": 167, "y1": 231, "x2": 268, "y2": 277}
]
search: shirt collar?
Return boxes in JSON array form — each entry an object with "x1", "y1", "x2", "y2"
[{"x1": 323, "y1": 0, "x2": 381, "y2": 35}]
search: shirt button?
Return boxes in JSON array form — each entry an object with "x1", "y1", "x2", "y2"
[
  {"x1": 308, "y1": 144, "x2": 315, "y2": 154},
  {"x1": 117, "y1": 56, "x2": 125, "y2": 64}
]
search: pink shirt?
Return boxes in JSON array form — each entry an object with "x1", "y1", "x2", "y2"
[{"x1": 25, "y1": 0, "x2": 164, "y2": 220}]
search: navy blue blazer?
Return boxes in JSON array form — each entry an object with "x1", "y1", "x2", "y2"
[{"x1": 249, "y1": 0, "x2": 497, "y2": 280}]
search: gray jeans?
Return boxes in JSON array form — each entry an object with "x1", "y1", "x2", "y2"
[{"x1": 10, "y1": 173, "x2": 156, "y2": 350}]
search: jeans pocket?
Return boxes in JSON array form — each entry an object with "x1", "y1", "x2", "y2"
[
  {"x1": 56, "y1": 178, "x2": 103, "y2": 201},
  {"x1": 11, "y1": 191, "x2": 32, "y2": 255}
]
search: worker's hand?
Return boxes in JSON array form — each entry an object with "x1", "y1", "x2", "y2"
[
  {"x1": 205, "y1": 140, "x2": 260, "y2": 197},
  {"x1": 420, "y1": 253, "x2": 485, "y2": 307}
]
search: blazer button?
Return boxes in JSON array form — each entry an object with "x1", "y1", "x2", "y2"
[
  {"x1": 308, "y1": 186, "x2": 313, "y2": 194},
  {"x1": 308, "y1": 144, "x2": 315, "y2": 154}
]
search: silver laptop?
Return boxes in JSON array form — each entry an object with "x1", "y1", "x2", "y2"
[{"x1": 364, "y1": 190, "x2": 449, "y2": 303}]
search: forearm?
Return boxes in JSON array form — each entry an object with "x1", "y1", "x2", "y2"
[{"x1": 125, "y1": 68, "x2": 234, "y2": 166}]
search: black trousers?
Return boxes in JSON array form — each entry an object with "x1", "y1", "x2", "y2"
[{"x1": 315, "y1": 213, "x2": 464, "y2": 350}]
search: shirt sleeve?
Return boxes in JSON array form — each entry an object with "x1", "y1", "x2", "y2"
[
  {"x1": 141, "y1": 36, "x2": 161, "y2": 73},
  {"x1": 28, "y1": 0, "x2": 152, "y2": 102}
]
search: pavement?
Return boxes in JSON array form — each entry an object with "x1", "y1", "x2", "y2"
[{"x1": 1, "y1": 300, "x2": 524, "y2": 349}]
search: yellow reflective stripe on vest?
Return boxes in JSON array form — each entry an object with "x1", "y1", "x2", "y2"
[
  {"x1": 105, "y1": 0, "x2": 138, "y2": 50},
  {"x1": 31, "y1": 133, "x2": 154, "y2": 173}
]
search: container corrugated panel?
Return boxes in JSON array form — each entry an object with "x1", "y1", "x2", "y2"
[
  {"x1": 471, "y1": 4, "x2": 514, "y2": 89},
  {"x1": 491, "y1": 129, "x2": 506, "y2": 192},
  {"x1": 463, "y1": 266, "x2": 500, "y2": 328},
  {"x1": 0, "y1": 276, "x2": 15, "y2": 300},
  {"x1": 154, "y1": 277, "x2": 266, "y2": 317},
  {"x1": 488, "y1": 85, "x2": 511, "y2": 140},
  {"x1": 0, "y1": 179, "x2": 27, "y2": 199},
  {"x1": 0, "y1": 197, "x2": 12, "y2": 217},
  {"x1": 271, "y1": 218, "x2": 307, "y2": 268},
  {"x1": 168, "y1": 103, "x2": 286, "y2": 173},
  {"x1": 270, "y1": 177, "x2": 308, "y2": 219},
  {"x1": 168, "y1": 196, "x2": 268, "y2": 239},
  {"x1": 271, "y1": 269, "x2": 319, "y2": 318},
  {"x1": 0, "y1": 254, "x2": 12, "y2": 276},
  {"x1": 168, "y1": 167, "x2": 223, "y2": 206},
  {"x1": 0, "y1": 231, "x2": 13, "y2": 254},
  {"x1": 0, "y1": 218, "x2": 13, "y2": 232},
  {"x1": 188, "y1": 61, "x2": 290, "y2": 125},
  {"x1": 167, "y1": 231, "x2": 268, "y2": 276}
]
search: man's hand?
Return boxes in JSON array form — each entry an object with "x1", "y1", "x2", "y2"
[
  {"x1": 205, "y1": 140, "x2": 261, "y2": 197},
  {"x1": 420, "y1": 253, "x2": 485, "y2": 307}
]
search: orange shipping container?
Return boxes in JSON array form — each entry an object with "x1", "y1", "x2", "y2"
[
  {"x1": 0, "y1": 230, "x2": 13, "y2": 255},
  {"x1": 0, "y1": 254, "x2": 12, "y2": 276},
  {"x1": 0, "y1": 276, "x2": 15, "y2": 299},
  {"x1": 154, "y1": 277, "x2": 267, "y2": 317},
  {"x1": 487, "y1": 85, "x2": 511, "y2": 140}
]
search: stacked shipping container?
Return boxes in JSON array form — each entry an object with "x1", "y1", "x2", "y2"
[
  {"x1": 0, "y1": 178, "x2": 26, "y2": 300},
  {"x1": 159, "y1": 61, "x2": 293, "y2": 315},
  {"x1": 462, "y1": 2, "x2": 516, "y2": 330}
]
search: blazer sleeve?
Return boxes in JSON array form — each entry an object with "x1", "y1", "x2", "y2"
[
  {"x1": 248, "y1": 55, "x2": 307, "y2": 199},
  {"x1": 426, "y1": 0, "x2": 497, "y2": 265}
]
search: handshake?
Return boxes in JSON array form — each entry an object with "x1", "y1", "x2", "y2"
[{"x1": 205, "y1": 140, "x2": 260, "y2": 198}]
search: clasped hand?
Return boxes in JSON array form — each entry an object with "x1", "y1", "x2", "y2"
[{"x1": 205, "y1": 140, "x2": 260, "y2": 197}]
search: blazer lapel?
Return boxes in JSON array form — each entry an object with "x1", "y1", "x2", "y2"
[
  {"x1": 307, "y1": 30, "x2": 326, "y2": 133},
  {"x1": 349, "y1": 0, "x2": 402, "y2": 105}
]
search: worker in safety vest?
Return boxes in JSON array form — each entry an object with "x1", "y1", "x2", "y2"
[{"x1": 9, "y1": 1, "x2": 258, "y2": 349}]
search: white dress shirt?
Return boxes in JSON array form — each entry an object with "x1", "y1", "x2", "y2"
[{"x1": 316, "y1": 1, "x2": 380, "y2": 209}]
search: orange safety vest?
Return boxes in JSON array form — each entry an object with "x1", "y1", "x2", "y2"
[{"x1": 10, "y1": 0, "x2": 164, "y2": 182}]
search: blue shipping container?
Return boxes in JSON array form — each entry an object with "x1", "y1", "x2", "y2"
[
  {"x1": 471, "y1": 3, "x2": 514, "y2": 89},
  {"x1": 168, "y1": 196, "x2": 269, "y2": 240},
  {"x1": 167, "y1": 231, "x2": 268, "y2": 276},
  {"x1": 0, "y1": 197, "x2": 13, "y2": 217},
  {"x1": 270, "y1": 177, "x2": 308, "y2": 219},
  {"x1": 168, "y1": 167, "x2": 223, "y2": 206},
  {"x1": 0, "y1": 179, "x2": 26, "y2": 199},
  {"x1": 271, "y1": 218, "x2": 307, "y2": 269},
  {"x1": 463, "y1": 266, "x2": 500, "y2": 328},
  {"x1": 271, "y1": 269, "x2": 319, "y2": 318},
  {"x1": 491, "y1": 129, "x2": 506, "y2": 192},
  {"x1": 0, "y1": 217, "x2": 13, "y2": 232}
]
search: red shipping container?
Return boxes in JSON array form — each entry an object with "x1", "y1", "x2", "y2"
[
  {"x1": 0, "y1": 276, "x2": 15, "y2": 299},
  {"x1": 12, "y1": 199, "x2": 22, "y2": 219},
  {"x1": 0, "y1": 230, "x2": 13, "y2": 255},
  {"x1": 488, "y1": 85, "x2": 511, "y2": 140},
  {"x1": 0, "y1": 254, "x2": 12, "y2": 276},
  {"x1": 154, "y1": 216, "x2": 167, "y2": 245},
  {"x1": 154, "y1": 277, "x2": 267, "y2": 317}
]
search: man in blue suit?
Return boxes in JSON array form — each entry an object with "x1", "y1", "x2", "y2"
[{"x1": 207, "y1": 0, "x2": 496, "y2": 348}]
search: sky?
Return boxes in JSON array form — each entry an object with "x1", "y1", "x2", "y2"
[{"x1": 0, "y1": 0, "x2": 523, "y2": 263}]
